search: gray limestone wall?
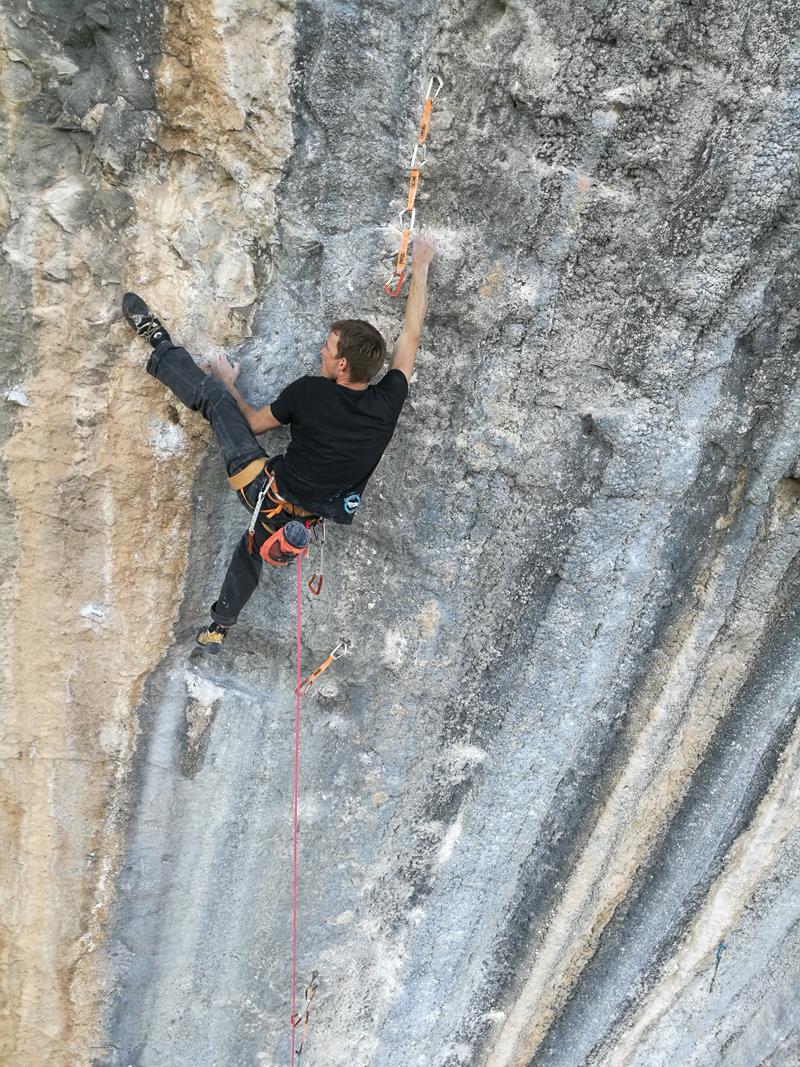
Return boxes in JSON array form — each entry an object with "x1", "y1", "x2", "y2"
[{"x1": 2, "y1": 1, "x2": 799, "y2": 1066}]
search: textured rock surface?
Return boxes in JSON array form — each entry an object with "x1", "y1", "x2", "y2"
[{"x1": 2, "y1": 1, "x2": 799, "y2": 1066}]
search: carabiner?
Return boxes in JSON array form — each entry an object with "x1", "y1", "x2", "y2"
[
  {"x1": 384, "y1": 270, "x2": 406, "y2": 297},
  {"x1": 426, "y1": 74, "x2": 444, "y2": 101},
  {"x1": 410, "y1": 142, "x2": 428, "y2": 170},
  {"x1": 247, "y1": 472, "x2": 274, "y2": 538},
  {"x1": 331, "y1": 639, "x2": 350, "y2": 660},
  {"x1": 397, "y1": 206, "x2": 416, "y2": 233}
]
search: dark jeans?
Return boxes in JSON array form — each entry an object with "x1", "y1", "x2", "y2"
[
  {"x1": 147, "y1": 341, "x2": 279, "y2": 627},
  {"x1": 147, "y1": 341, "x2": 264, "y2": 476},
  {"x1": 209, "y1": 523, "x2": 274, "y2": 627}
]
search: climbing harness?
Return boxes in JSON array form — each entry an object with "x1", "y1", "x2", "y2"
[
  {"x1": 296, "y1": 639, "x2": 351, "y2": 697},
  {"x1": 291, "y1": 971, "x2": 320, "y2": 1057},
  {"x1": 228, "y1": 455, "x2": 268, "y2": 492},
  {"x1": 230, "y1": 459, "x2": 321, "y2": 557},
  {"x1": 307, "y1": 522, "x2": 325, "y2": 596},
  {"x1": 708, "y1": 940, "x2": 727, "y2": 993},
  {"x1": 256, "y1": 479, "x2": 320, "y2": 524},
  {"x1": 384, "y1": 75, "x2": 443, "y2": 298}
]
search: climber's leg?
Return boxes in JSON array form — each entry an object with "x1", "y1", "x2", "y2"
[
  {"x1": 147, "y1": 341, "x2": 264, "y2": 477},
  {"x1": 209, "y1": 531, "x2": 264, "y2": 629},
  {"x1": 123, "y1": 291, "x2": 264, "y2": 476}
]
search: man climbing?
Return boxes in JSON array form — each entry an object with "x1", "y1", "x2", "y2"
[{"x1": 122, "y1": 234, "x2": 435, "y2": 653}]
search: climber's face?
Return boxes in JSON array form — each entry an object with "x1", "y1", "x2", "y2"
[{"x1": 320, "y1": 330, "x2": 346, "y2": 380}]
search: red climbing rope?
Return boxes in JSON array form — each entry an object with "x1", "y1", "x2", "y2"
[{"x1": 291, "y1": 554, "x2": 302, "y2": 1060}]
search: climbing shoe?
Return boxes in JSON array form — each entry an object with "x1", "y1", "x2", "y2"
[
  {"x1": 122, "y1": 291, "x2": 171, "y2": 348},
  {"x1": 196, "y1": 622, "x2": 229, "y2": 654}
]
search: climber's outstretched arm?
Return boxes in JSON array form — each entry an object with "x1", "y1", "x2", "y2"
[
  {"x1": 390, "y1": 235, "x2": 436, "y2": 383},
  {"x1": 209, "y1": 354, "x2": 281, "y2": 434}
]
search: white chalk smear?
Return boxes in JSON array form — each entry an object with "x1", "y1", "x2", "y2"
[
  {"x1": 4, "y1": 388, "x2": 29, "y2": 406},
  {"x1": 184, "y1": 668, "x2": 227, "y2": 706},
  {"x1": 80, "y1": 603, "x2": 109, "y2": 622},
  {"x1": 149, "y1": 417, "x2": 188, "y2": 461},
  {"x1": 437, "y1": 807, "x2": 465, "y2": 865}
]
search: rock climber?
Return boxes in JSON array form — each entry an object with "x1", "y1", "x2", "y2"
[{"x1": 122, "y1": 235, "x2": 435, "y2": 653}]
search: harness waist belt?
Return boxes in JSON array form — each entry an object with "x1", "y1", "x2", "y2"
[
  {"x1": 228, "y1": 457, "x2": 267, "y2": 491},
  {"x1": 267, "y1": 486, "x2": 318, "y2": 519},
  {"x1": 228, "y1": 457, "x2": 319, "y2": 520}
]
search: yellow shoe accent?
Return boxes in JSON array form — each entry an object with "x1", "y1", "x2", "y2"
[{"x1": 196, "y1": 626, "x2": 227, "y2": 654}]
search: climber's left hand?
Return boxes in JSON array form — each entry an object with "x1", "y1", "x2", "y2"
[{"x1": 209, "y1": 353, "x2": 241, "y2": 389}]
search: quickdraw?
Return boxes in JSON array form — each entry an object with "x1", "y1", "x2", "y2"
[
  {"x1": 246, "y1": 472, "x2": 275, "y2": 553},
  {"x1": 291, "y1": 970, "x2": 320, "y2": 1057},
  {"x1": 307, "y1": 521, "x2": 325, "y2": 596},
  {"x1": 296, "y1": 639, "x2": 350, "y2": 696},
  {"x1": 384, "y1": 75, "x2": 443, "y2": 298}
]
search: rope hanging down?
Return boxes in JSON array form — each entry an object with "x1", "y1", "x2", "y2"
[
  {"x1": 384, "y1": 75, "x2": 443, "y2": 298},
  {"x1": 288, "y1": 556, "x2": 347, "y2": 1059},
  {"x1": 291, "y1": 555, "x2": 303, "y2": 1060}
]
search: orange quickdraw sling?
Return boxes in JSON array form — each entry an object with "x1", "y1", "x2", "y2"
[{"x1": 384, "y1": 75, "x2": 443, "y2": 297}]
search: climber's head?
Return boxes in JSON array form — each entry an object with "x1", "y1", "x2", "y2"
[{"x1": 321, "y1": 320, "x2": 387, "y2": 384}]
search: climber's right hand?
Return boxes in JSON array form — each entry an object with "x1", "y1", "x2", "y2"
[{"x1": 412, "y1": 234, "x2": 436, "y2": 269}]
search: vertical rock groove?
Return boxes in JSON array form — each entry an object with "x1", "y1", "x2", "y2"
[{"x1": 1, "y1": 2, "x2": 294, "y2": 1063}]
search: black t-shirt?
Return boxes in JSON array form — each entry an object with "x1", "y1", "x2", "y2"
[{"x1": 269, "y1": 369, "x2": 408, "y2": 524}]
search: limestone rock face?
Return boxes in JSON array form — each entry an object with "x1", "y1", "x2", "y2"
[{"x1": 1, "y1": 2, "x2": 799, "y2": 1066}]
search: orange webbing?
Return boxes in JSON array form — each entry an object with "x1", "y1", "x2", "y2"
[
  {"x1": 406, "y1": 169, "x2": 421, "y2": 211},
  {"x1": 395, "y1": 227, "x2": 412, "y2": 276},
  {"x1": 295, "y1": 640, "x2": 349, "y2": 697},
  {"x1": 419, "y1": 97, "x2": 433, "y2": 143},
  {"x1": 238, "y1": 480, "x2": 318, "y2": 530}
]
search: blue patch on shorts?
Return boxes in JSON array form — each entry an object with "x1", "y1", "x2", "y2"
[{"x1": 344, "y1": 493, "x2": 361, "y2": 514}]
